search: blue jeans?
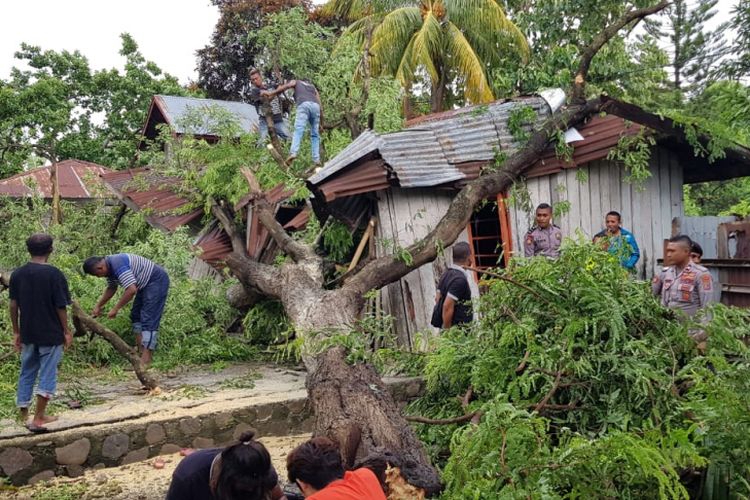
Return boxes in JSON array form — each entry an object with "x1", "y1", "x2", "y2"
[
  {"x1": 130, "y1": 266, "x2": 170, "y2": 351},
  {"x1": 290, "y1": 101, "x2": 321, "y2": 162},
  {"x1": 16, "y1": 344, "x2": 64, "y2": 407},
  {"x1": 258, "y1": 118, "x2": 289, "y2": 144}
]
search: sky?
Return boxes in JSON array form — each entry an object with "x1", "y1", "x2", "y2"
[
  {"x1": 0, "y1": 0, "x2": 735, "y2": 86},
  {"x1": 0, "y1": 0, "x2": 221, "y2": 84}
]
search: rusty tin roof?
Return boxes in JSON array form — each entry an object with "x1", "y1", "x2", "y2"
[{"x1": 0, "y1": 160, "x2": 115, "y2": 200}]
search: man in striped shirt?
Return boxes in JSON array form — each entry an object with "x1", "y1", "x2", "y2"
[{"x1": 83, "y1": 254, "x2": 170, "y2": 366}]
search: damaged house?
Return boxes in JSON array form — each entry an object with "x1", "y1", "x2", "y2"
[{"x1": 307, "y1": 89, "x2": 750, "y2": 346}]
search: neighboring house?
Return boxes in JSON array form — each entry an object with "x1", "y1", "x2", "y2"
[
  {"x1": 0, "y1": 159, "x2": 115, "y2": 202},
  {"x1": 307, "y1": 89, "x2": 750, "y2": 347},
  {"x1": 139, "y1": 95, "x2": 260, "y2": 150}
]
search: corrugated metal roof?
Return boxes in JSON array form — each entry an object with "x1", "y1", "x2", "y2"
[
  {"x1": 318, "y1": 159, "x2": 390, "y2": 201},
  {"x1": 310, "y1": 94, "x2": 555, "y2": 192},
  {"x1": 154, "y1": 95, "x2": 259, "y2": 136},
  {"x1": 0, "y1": 160, "x2": 115, "y2": 200},
  {"x1": 101, "y1": 167, "x2": 204, "y2": 232},
  {"x1": 308, "y1": 130, "x2": 382, "y2": 184},
  {"x1": 527, "y1": 114, "x2": 644, "y2": 175}
]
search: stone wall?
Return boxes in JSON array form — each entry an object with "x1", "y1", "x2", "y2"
[{"x1": 0, "y1": 377, "x2": 424, "y2": 486}]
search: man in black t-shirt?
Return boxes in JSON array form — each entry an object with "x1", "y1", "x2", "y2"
[
  {"x1": 433, "y1": 242, "x2": 474, "y2": 329},
  {"x1": 9, "y1": 234, "x2": 72, "y2": 433}
]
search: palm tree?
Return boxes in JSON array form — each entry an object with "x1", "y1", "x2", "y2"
[{"x1": 324, "y1": 0, "x2": 529, "y2": 112}]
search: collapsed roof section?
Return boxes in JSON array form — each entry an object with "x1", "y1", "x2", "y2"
[{"x1": 102, "y1": 167, "x2": 308, "y2": 267}]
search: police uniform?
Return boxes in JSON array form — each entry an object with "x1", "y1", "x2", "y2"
[
  {"x1": 652, "y1": 263, "x2": 714, "y2": 318},
  {"x1": 524, "y1": 225, "x2": 563, "y2": 258}
]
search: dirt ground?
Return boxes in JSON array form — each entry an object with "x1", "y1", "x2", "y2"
[{"x1": 3, "y1": 433, "x2": 309, "y2": 500}]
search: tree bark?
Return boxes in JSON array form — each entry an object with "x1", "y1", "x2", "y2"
[{"x1": 307, "y1": 347, "x2": 442, "y2": 494}]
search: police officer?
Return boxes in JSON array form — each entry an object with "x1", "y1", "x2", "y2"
[
  {"x1": 524, "y1": 203, "x2": 563, "y2": 258},
  {"x1": 653, "y1": 235, "x2": 714, "y2": 348}
]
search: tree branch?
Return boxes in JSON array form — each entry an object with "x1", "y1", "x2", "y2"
[
  {"x1": 572, "y1": 0, "x2": 671, "y2": 103},
  {"x1": 404, "y1": 411, "x2": 480, "y2": 425},
  {"x1": 534, "y1": 370, "x2": 563, "y2": 413},
  {"x1": 71, "y1": 302, "x2": 158, "y2": 390},
  {"x1": 210, "y1": 198, "x2": 246, "y2": 255},
  {"x1": 224, "y1": 251, "x2": 285, "y2": 300},
  {"x1": 465, "y1": 266, "x2": 557, "y2": 307}
]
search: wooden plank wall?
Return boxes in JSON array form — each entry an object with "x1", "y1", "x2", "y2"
[
  {"x1": 510, "y1": 147, "x2": 684, "y2": 278},
  {"x1": 376, "y1": 187, "x2": 478, "y2": 349}
]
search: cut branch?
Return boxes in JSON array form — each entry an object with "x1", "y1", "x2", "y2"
[
  {"x1": 71, "y1": 301, "x2": 158, "y2": 390},
  {"x1": 572, "y1": 0, "x2": 670, "y2": 103},
  {"x1": 404, "y1": 411, "x2": 480, "y2": 425}
]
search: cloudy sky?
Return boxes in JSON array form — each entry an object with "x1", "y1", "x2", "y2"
[{"x1": 0, "y1": 0, "x2": 735, "y2": 86}]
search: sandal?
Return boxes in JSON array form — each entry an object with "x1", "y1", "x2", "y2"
[{"x1": 26, "y1": 423, "x2": 50, "y2": 434}]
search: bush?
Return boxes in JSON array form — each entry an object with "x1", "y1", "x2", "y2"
[{"x1": 408, "y1": 239, "x2": 750, "y2": 498}]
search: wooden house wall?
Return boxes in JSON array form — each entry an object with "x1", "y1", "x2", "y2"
[
  {"x1": 375, "y1": 187, "x2": 479, "y2": 349},
  {"x1": 509, "y1": 147, "x2": 684, "y2": 278}
]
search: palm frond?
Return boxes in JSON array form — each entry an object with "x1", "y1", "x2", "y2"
[
  {"x1": 370, "y1": 7, "x2": 423, "y2": 76},
  {"x1": 445, "y1": 22, "x2": 495, "y2": 103},
  {"x1": 409, "y1": 10, "x2": 443, "y2": 84},
  {"x1": 445, "y1": 0, "x2": 530, "y2": 64}
]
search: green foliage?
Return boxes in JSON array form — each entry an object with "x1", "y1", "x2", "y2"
[
  {"x1": 606, "y1": 130, "x2": 656, "y2": 185},
  {"x1": 243, "y1": 300, "x2": 293, "y2": 344},
  {"x1": 323, "y1": 220, "x2": 354, "y2": 262},
  {"x1": 336, "y1": 0, "x2": 529, "y2": 111},
  {"x1": 409, "y1": 240, "x2": 750, "y2": 498},
  {"x1": 196, "y1": 0, "x2": 306, "y2": 99},
  {"x1": 251, "y1": 7, "x2": 333, "y2": 82},
  {"x1": 644, "y1": 0, "x2": 728, "y2": 96},
  {"x1": 507, "y1": 105, "x2": 537, "y2": 144},
  {"x1": 0, "y1": 34, "x2": 188, "y2": 174}
]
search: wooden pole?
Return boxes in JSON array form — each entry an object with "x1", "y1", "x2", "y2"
[{"x1": 348, "y1": 217, "x2": 377, "y2": 272}]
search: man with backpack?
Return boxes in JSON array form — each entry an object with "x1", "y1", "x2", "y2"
[{"x1": 432, "y1": 242, "x2": 474, "y2": 329}]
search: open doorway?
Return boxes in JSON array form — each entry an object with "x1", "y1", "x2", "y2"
[{"x1": 466, "y1": 194, "x2": 513, "y2": 279}]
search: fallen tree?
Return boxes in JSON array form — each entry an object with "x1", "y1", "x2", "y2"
[
  {"x1": 71, "y1": 301, "x2": 159, "y2": 391},
  {"x1": 202, "y1": 2, "x2": 671, "y2": 494}
]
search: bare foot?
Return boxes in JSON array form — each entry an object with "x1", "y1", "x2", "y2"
[
  {"x1": 34, "y1": 415, "x2": 58, "y2": 425},
  {"x1": 18, "y1": 408, "x2": 29, "y2": 424}
]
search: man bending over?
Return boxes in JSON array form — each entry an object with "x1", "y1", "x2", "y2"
[{"x1": 83, "y1": 254, "x2": 169, "y2": 366}]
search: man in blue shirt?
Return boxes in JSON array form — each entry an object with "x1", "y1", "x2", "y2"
[
  {"x1": 593, "y1": 211, "x2": 640, "y2": 271},
  {"x1": 83, "y1": 254, "x2": 169, "y2": 366}
]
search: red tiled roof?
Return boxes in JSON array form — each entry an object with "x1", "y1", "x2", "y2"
[{"x1": 0, "y1": 160, "x2": 115, "y2": 199}]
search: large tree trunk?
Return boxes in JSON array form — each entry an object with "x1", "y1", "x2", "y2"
[
  {"x1": 289, "y1": 290, "x2": 442, "y2": 494},
  {"x1": 307, "y1": 345, "x2": 441, "y2": 494}
]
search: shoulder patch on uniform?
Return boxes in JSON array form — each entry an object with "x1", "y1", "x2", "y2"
[{"x1": 701, "y1": 273, "x2": 712, "y2": 291}]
